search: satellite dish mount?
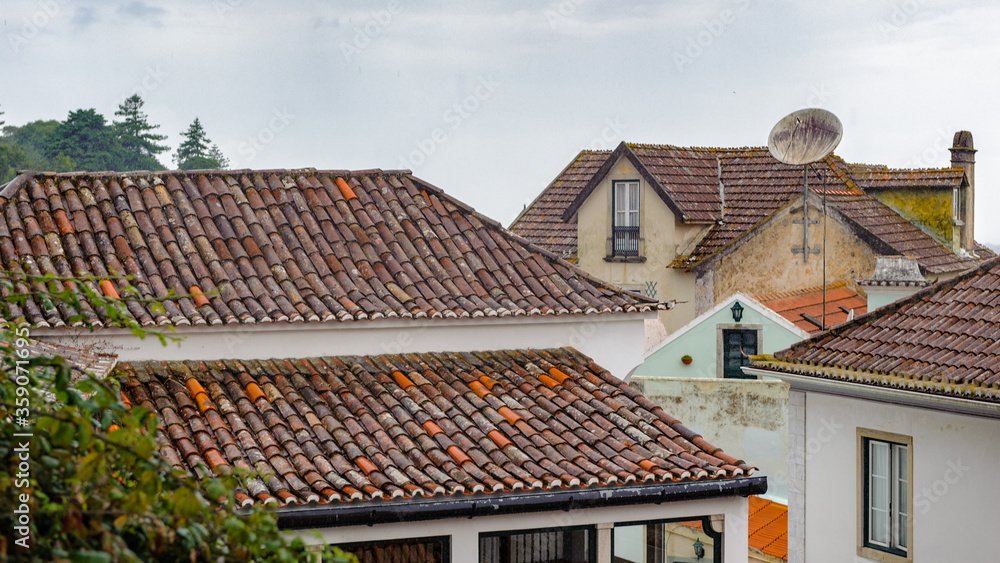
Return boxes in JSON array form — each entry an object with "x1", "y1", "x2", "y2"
[{"x1": 767, "y1": 108, "x2": 843, "y2": 263}]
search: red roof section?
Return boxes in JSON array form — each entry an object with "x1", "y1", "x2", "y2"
[
  {"x1": 756, "y1": 281, "x2": 867, "y2": 333},
  {"x1": 117, "y1": 347, "x2": 755, "y2": 508},
  {"x1": 759, "y1": 255, "x2": 1000, "y2": 401},
  {"x1": 749, "y1": 496, "x2": 788, "y2": 560},
  {"x1": 512, "y1": 143, "x2": 988, "y2": 275},
  {"x1": 0, "y1": 168, "x2": 660, "y2": 328}
]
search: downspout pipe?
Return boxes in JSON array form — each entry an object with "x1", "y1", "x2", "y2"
[{"x1": 277, "y1": 476, "x2": 767, "y2": 530}]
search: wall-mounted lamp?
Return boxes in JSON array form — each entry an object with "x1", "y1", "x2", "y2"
[
  {"x1": 730, "y1": 301, "x2": 744, "y2": 324},
  {"x1": 693, "y1": 537, "x2": 705, "y2": 560}
]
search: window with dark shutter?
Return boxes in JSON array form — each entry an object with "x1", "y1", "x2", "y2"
[{"x1": 722, "y1": 329, "x2": 757, "y2": 379}]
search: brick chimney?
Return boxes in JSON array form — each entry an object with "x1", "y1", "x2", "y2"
[{"x1": 949, "y1": 131, "x2": 975, "y2": 250}]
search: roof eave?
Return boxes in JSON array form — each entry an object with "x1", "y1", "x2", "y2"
[
  {"x1": 276, "y1": 476, "x2": 767, "y2": 530},
  {"x1": 744, "y1": 365, "x2": 1000, "y2": 419}
]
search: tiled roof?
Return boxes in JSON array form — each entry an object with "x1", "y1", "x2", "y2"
[
  {"x1": 756, "y1": 281, "x2": 867, "y2": 334},
  {"x1": 117, "y1": 347, "x2": 755, "y2": 508},
  {"x1": 756, "y1": 256, "x2": 1000, "y2": 402},
  {"x1": 0, "y1": 169, "x2": 659, "y2": 328},
  {"x1": 748, "y1": 496, "x2": 788, "y2": 561},
  {"x1": 516, "y1": 143, "x2": 986, "y2": 274},
  {"x1": 844, "y1": 164, "x2": 965, "y2": 190},
  {"x1": 6, "y1": 338, "x2": 117, "y2": 381},
  {"x1": 509, "y1": 150, "x2": 609, "y2": 259},
  {"x1": 627, "y1": 144, "x2": 722, "y2": 222}
]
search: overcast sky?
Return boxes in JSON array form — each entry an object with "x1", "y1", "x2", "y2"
[{"x1": 4, "y1": 1, "x2": 999, "y2": 244}]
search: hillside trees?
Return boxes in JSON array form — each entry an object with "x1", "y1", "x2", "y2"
[
  {"x1": 0, "y1": 271, "x2": 354, "y2": 562},
  {"x1": 0, "y1": 99, "x2": 229, "y2": 182}
]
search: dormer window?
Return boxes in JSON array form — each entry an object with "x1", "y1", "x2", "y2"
[{"x1": 612, "y1": 180, "x2": 640, "y2": 256}]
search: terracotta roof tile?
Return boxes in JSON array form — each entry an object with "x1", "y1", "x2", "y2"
[
  {"x1": 758, "y1": 256, "x2": 1000, "y2": 401},
  {"x1": 509, "y1": 150, "x2": 609, "y2": 259},
  {"x1": 748, "y1": 496, "x2": 788, "y2": 560},
  {"x1": 514, "y1": 144, "x2": 988, "y2": 275},
  {"x1": 118, "y1": 347, "x2": 754, "y2": 507},
  {"x1": 756, "y1": 281, "x2": 868, "y2": 333},
  {"x1": 0, "y1": 169, "x2": 660, "y2": 328}
]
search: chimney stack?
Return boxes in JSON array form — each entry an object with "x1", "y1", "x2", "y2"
[{"x1": 949, "y1": 131, "x2": 975, "y2": 251}]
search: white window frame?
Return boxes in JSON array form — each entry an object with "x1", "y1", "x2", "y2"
[
  {"x1": 613, "y1": 180, "x2": 640, "y2": 228},
  {"x1": 857, "y1": 428, "x2": 913, "y2": 563}
]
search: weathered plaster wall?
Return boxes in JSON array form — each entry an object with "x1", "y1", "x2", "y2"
[
  {"x1": 870, "y1": 188, "x2": 955, "y2": 250},
  {"x1": 630, "y1": 377, "x2": 789, "y2": 502},
  {"x1": 801, "y1": 392, "x2": 1000, "y2": 563},
  {"x1": 711, "y1": 201, "x2": 877, "y2": 303},
  {"x1": 576, "y1": 156, "x2": 706, "y2": 334}
]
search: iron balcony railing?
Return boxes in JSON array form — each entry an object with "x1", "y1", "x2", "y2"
[{"x1": 612, "y1": 225, "x2": 640, "y2": 256}]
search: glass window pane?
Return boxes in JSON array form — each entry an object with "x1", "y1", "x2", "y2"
[
  {"x1": 869, "y1": 441, "x2": 890, "y2": 546},
  {"x1": 895, "y1": 445, "x2": 908, "y2": 549}
]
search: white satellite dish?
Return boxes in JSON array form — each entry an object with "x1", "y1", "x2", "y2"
[{"x1": 767, "y1": 108, "x2": 843, "y2": 165}]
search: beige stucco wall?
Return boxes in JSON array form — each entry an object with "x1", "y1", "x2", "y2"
[
  {"x1": 710, "y1": 199, "x2": 877, "y2": 303},
  {"x1": 576, "y1": 155, "x2": 707, "y2": 333}
]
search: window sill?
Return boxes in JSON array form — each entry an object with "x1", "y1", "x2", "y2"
[
  {"x1": 857, "y1": 545, "x2": 911, "y2": 563},
  {"x1": 604, "y1": 255, "x2": 646, "y2": 263}
]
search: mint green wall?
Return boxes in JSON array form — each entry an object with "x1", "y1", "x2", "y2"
[
  {"x1": 634, "y1": 301, "x2": 804, "y2": 378},
  {"x1": 867, "y1": 290, "x2": 911, "y2": 311}
]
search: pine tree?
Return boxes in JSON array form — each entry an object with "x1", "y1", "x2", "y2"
[
  {"x1": 174, "y1": 118, "x2": 210, "y2": 168},
  {"x1": 44, "y1": 108, "x2": 122, "y2": 171},
  {"x1": 207, "y1": 143, "x2": 230, "y2": 169},
  {"x1": 113, "y1": 94, "x2": 168, "y2": 171}
]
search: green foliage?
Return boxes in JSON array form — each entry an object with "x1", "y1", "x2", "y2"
[
  {"x1": 0, "y1": 272, "x2": 356, "y2": 562},
  {"x1": 43, "y1": 109, "x2": 124, "y2": 172},
  {"x1": 0, "y1": 120, "x2": 76, "y2": 181},
  {"x1": 175, "y1": 118, "x2": 228, "y2": 170},
  {"x1": 0, "y1": 143, "x2": 29, "y2": 183},
  {"x1": 112, "y1": 96, "x2": 168, "y2": 172}
]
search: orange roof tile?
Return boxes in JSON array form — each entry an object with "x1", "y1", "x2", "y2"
[
  {"x1": 748, "y1": 496, "x2": 788, "y2": 560},
  {"x1": 0, "y1": 168, "x2": 661, "y2": 329},
  {"x1": 756, "y1": 281, "x2": 867, "y2": 333},
  {"x1": 118, "y1": 347, "x2": 757, "y2": 508}
]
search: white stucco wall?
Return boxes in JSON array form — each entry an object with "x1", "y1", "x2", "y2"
[
  {"x1": 800, "y1": 392, "x2": 1000, "y2": 562},
  {"x1": 35, "y1": 313, "x2": 652, "y2": 381},
  {"x1": 297, "y1": 495, "x2": 750, "y2": 563}
]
